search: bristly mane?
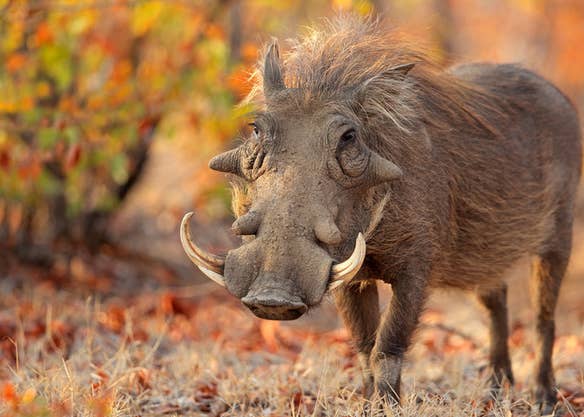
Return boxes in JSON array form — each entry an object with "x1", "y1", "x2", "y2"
[
  {"x1": 247, "y1": 16, "x2": 511, "y2": 138},
  {"x1": 233, "y1": 16, "x2": 516, "y2": 221}
]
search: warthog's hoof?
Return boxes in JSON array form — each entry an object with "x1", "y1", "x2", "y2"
[{"x1": 534, "y1": 387, "x2": 558, "y2": 416}]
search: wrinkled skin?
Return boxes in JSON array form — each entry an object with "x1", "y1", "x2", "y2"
[
  {"x1": 184, "y1": 19, "x2": 582, "y2": 415},
  {"x1": 220, "y1": 99, "x2": 397, "y2": 320}
]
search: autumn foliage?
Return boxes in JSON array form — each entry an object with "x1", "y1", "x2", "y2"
[{"x1": 0, "y1": 0, "x2": 254, "y2": 249}]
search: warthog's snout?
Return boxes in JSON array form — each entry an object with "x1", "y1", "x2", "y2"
[
  {"x1": 180, "y1": 212, "x2": 367, "y2": 319},
  {"x1": 241, "y1": 288, "x2": 308, "y2": 320}
]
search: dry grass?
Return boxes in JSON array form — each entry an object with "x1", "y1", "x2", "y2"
[{"x1": 0, "y1": 254, "x2": 583, "y2": 417}]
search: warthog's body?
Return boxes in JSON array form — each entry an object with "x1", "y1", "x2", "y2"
[
  {"x1": 336, "y1": 60, "x2": 581, "y2": 409},
  {"x1": 183, "y1": 18, "x2": 581, "y2": 411}
]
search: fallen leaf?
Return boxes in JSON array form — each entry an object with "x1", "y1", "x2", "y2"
[{"x1": 259, "y1": 320, "x2": 279, "y2": 352}]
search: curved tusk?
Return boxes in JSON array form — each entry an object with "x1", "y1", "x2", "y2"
[
  {"x1": 329, "y1": 232, "x2": 366, "y2": 289},
  {"x1": 180, "y1": 212, "x2": 226, "y2": 287}
]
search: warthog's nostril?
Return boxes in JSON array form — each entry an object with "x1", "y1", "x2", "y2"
[{"x1": 241, "y1": 294, "x2": 308, "y2": 321}]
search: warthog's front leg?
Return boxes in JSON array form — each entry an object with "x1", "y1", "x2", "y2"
[
  {"x1": 370, "y1": 270, "x2": 428, "y2": 404},
  {"x1": 334, "y1": 280, "x2": 380, "y2": 397}
]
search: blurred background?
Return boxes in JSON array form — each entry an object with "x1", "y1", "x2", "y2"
[{"x1": 1, "y1": 0, "x2": 584, "y2": 315}]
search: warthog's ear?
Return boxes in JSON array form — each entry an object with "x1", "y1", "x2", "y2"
[
  {"x1": 351, "y1": 62, "x2": 416, "y2": 97},
  {"x1": 369, "y1": 151, "x2": 403, "y2": 184},
  {"x1": 263, "y1": 39, "x2": 285, "y2": 97},
  {"x1": 329, "y1": 144, "x2": 403, "y2": 188}
]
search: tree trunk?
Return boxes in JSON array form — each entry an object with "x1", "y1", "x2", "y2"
[{"x1": 228, "y1": 0, "x2": 242, "y2": 64}]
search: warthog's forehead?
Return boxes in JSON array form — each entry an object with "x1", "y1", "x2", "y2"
[{"x1": 249, "y1": 113, "x2": 361, "y2": 172}]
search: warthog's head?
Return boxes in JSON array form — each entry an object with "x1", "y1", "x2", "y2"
[{"x1": 181, "y1": 37, "x2": 412, "y2": 320}]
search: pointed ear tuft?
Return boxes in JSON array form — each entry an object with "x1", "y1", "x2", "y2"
[
  {"x1": 348, "y1": 62, "x2": 416, "y2": 101},
  {"x1": 390, "y1": 62, "x2": 416, "y2": 76},
  {"x1": 263, "y1": 39, "x2": 285, "y2": 97}
]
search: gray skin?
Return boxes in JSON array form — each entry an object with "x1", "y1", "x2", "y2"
[{"x1": 207, "y1": 21, "x2": 581, "y2": 414}]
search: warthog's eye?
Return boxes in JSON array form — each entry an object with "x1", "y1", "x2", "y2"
[
  {"x1": 339, "y1": 128, "x2": 356, "y2": 146},
  {"x1": 334, "y1": 127, "x2": 368, "y2": 179},
  {"x1": 249, "y1": 122, "x2": 260, "y2": 139}
]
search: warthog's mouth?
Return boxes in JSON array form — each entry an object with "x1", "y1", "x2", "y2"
[
  {"x1": 241, "y1": 289, "x2": 308, "y2": 320},
  {"x1": 179, "y1": 211, "x2": 366, "y2": 297}
]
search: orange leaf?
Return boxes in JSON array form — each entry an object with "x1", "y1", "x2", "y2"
[
  {"x1": 133, "y1": 368, "x2": 151, "y2": 390},
  {"x1": 89, "y1": 393, "x2": 113, "y2": 417},
  {"x1": 111, "y1": 60, "x2": 132, "y2": 83},
  {"x1": 1, "y1": 382, "x2": 17, "y2": 406},
  {"x1": 98, "y1": 306, "x2": 125, "y2": 333},
  {"x1": 17, "y1": 154, "x2": 42, "y2": 180},
  {"x1": 59, "y1": 97, "x2": 76, "y2": 113},
  {"x1": 241, "y1": 42, "x2": 258, "y2": 63},
  {"x1": 204, "y1": 23, "x2": 224, "y2": 40},
  {"x1": 227, "y1": 65, "x2": 253, "y2": 100},
  {"x1": 6, "y1": 53, "x2": 26, "y2": 73},
  {"x1": 259, "y1": 320, "x2": 279, "y2": 352},
  {"x1": 34, "y1": 22, "x2": 53, "y2": 45}
]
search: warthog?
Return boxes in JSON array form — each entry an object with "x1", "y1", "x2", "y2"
[{"x1": 180, "y1": 17, "x2": 581, "y2": 412}]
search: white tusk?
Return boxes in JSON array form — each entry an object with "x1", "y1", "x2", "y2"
[
  {"x1": 328, "y1": 279, "x2": 345, "y2": 291},
  {"x1": 329, "y1": 232, "x2": 366, "y2": 289},
  {"x1": 196, "y1": 265, "x2": 227, "y2": 288},
  {"x1": 180, "y1": 212, "x2": 226, "y2": 287}
]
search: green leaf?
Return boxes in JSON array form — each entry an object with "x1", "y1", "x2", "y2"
[
  {"x1": 22, "y1": 108, "x2": 42, "y2": 124},
  {"x1": 38, "y1": 128, "x2": 59, "y2": 149},
  {"x1": 39, "y1": 44, "x2": 73, "y2": 92},
  {"x1": 37, "y1": 168, "x2": 61, "y2": 196},
  {"x1": 110, "y1": 153, "x2": 128, "y2": 184},
  {"x1": 96, "y1": 193, "x2": 118, "y2": 212},
  {"x1": 64, "y1": 126, "x2": 80, "y2": 144}
]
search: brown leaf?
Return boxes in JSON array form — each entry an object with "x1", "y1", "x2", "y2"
[
  {"x1": 25, "y1": 320, "x2": 46, "y2": 340},
  {"x1": 129, "y1": 368, "x2": 151, "y2": 391},
  {"x1": 160, "y1": 292, "x2": 196, "y2": 317},
  {"x1": 0, "y1": 150, "x2": 10, "y2": 170},
  {"x1": 127, "y1": 327, "x2": 149, "y2": 342},
  {"x1": 98, "y1": 306, "x2": 125, "y2": 333},
  {"x1": 195, "y1": 382, "x2": 218, "y2": 402},
  {"x1": 48, "y1": 320, "x2": 74, "y2": 352},
  {"x1": 90, "y1": 369, "x2": 109, "y2": 393},
  {"x1": 509, "y1": 321, "x2": 525, "y2": 348},
  {"x1": 63, "y1": 144, "x2": 82, "y2": 173},
  {"x1": 292, "y1": 390, "x2": 303, "y2": 408}
]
